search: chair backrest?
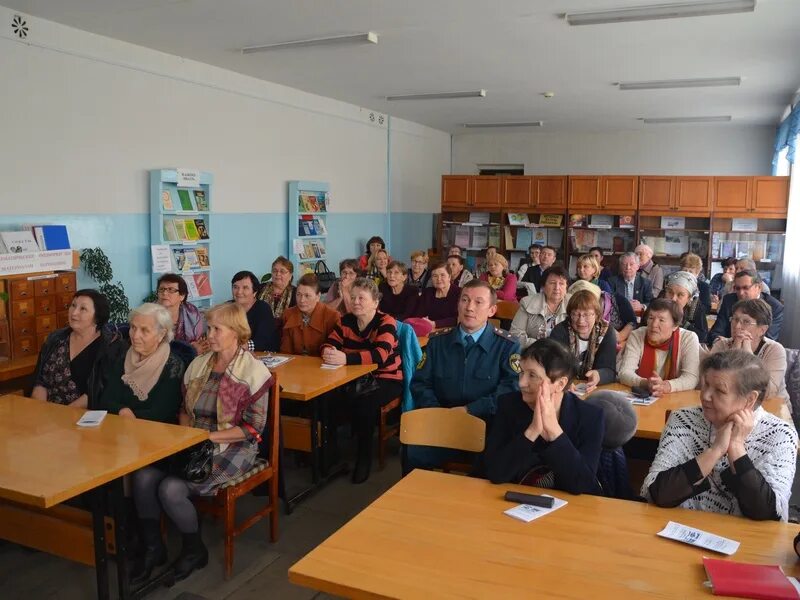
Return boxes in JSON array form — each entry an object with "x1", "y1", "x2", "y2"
[
  {"x1": 495, "y1": 300, "x2": 519, "y2": 321},
  {"x1": 400, "y1": 408, "x2": 486, "y2": 453},
  {"x1": 395, "y1": 320, "x2": 423, "y2": 412},
  {"x1": 265, "y1": 374, "x2": 281, "y2": 468}
]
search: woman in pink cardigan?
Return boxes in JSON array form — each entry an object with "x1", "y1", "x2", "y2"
[{"x1": 480, "y1": 254, "x2": 518, "y2": 301}]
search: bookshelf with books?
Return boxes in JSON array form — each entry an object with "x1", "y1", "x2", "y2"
[
  {"x1": 502, "y1": 211, "x2": 567, "y2": 273},
  {"x1": 638, "y1": 214, "x2": 712, "y2": 278},
  {"x1": 566, "y1": 212, "x2": 637, "y2": 277},
  {"x1": 710, "y1": 217, "x2": 786, "y2": 291},
  {"x1": 149, "y1": 169, "x2": 214, "y2": 305},
  {"x1": 288, "y1": 181, "x2": 329, "y2": 275},
  {"x1": 438, "y1": 210, "x2": 502, "y2": 273}
]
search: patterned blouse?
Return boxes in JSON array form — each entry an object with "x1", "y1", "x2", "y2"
[
  {"x1": 188, "y1": 372, "x2": 268, "y2": 495},
  {"x1": 36, "y1": 335, "x2": 101, "y2": 405}
]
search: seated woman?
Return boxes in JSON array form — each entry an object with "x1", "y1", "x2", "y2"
[
  {"x1": 709, "y1": 257, "x2": 737, "y2": 302},
  {"x1": 446, "y1": 254, "x2": 474, "y2": 288},
  {"x1": 710, "y1": 298, "x2": 789, "y2": 406},
  {"x1": 680, "y1": 253, "x2": 711, "y2": 312},
  {"x1": 662, "y1": 271, "x2": 708, "y2": 345},
  {"x1": 407, "y1": 250, "x2": 430, "y2": 289},
  {"x1": 549, "y1": 289, "x2": 617, "y2": 394},
  {"x1": 325, "y1": 258, "x2": 359, "y2": 315},
  {"x1": 510, "y1": 266, "x2": 570, "y2": 349},
  {"x1": 475, "y1": 246, "x2": 498, "y2": 279},
  {"x1": 574, "y1": 254, "x2": 612, "y2": 293},
  {"x1": 322, "y1": 278, "x2": 402, "y2": 484},
  {"x1": 258, "y1": 256, "x2": 296, "y2": 320},
  {"x1": 32, "y1": 289, "x2": 124, "y2": 408},
  {"x1": 643, "y1": 349, "x2": 797, "y2": 521},
  {"x1": 379, "y1": 260, "x2": 419, "y2": 320},
  {"x1": 280, "y1": 273, "x2": 341, "y2": 356},
  {"x1": 407, "y1": 262, "x2": 460, "y2": 334},
  {"x1": 480, "y1": 254, "x2": 518, "y2": 301},
  {"x1": 485, "y1": 338, "x2": 604, "y2": 495},
  {"x1": 367, "y1": 248, "x2": 390, "y2": 287},
  {"x1": 618, "y1": 298, "x2": 700, "y2": 396},
  {"x1": 155, "y1": 273, "x2": 208, "y2": 353},
  {"x1": 569, "y1": 280, "x2": 636, "y2": 352},
  {"x1": 232, "y1": 271, "x2": 278, "y2": 351},
  {"x1": 97, "y1": 303, "x2": 185, "y2": 422},
  {"x1": 131, "y1": 303, "x2": 273, "y2": 582},
  {"x1": 358, "y1": 235, "x2": 386, "y2": 272}
]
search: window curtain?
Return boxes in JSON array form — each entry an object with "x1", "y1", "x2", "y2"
[{"x1": 777, "y1": 105, "x2": 800, "y2": 348}]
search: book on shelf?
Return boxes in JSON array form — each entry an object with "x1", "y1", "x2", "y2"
[
  {"x1": 163, "y1": 220, "x2": 177, "y2": 242},
  {"x1": 539, "y1": 214, "x2": 563, "y2": 227},
  {"x1": 618, "y1": 215, "x2": 635, "y2": 229},
  {"x1": 758, "y1": 270, "x2": 773, "y2": 287},
  {"x1": 161, "y1": 183, "x2": 179, "y2": 211},
  {"x1": 0, "y1": 230, "x2": 39, "y2": 253},
  {"x1": 161, "y1": 189, "x2": 174, "y2": 211},
  {"x1": 661, "y1": 216, "x2": 686, "y2": 230},
  {"x1": 194, "y1": 219, "x2": 209, "y2": 239},
  {"x1": 507, "y1": 213, "x2": 530, "y2": 226},
  {"x1": 183, "y1": 274, "x2": 200, "y2": 299},
  {"x1": 664, "y1": 234, "x2": 689, "y2": 256},
  {"x1": 471, "y1": 227, "x2": 489, "y2": 248},
  {"x1": 588, "y1": 214, "x2": 614, "y2": 229},
  {"x1": 720, "y1": 240, "x2": 737, "y2": 259},
  {"x1": 531, "y1": 228, "x2": 547, "y2": 246},
  {"x1": 182, "y1": 248, "x2": 200, "y2": 269},
  {"x1": 300, "y1": 192, "x2": 327, "y2": 213},
  {"x1": 569, "y1": 214, "x2": 587, "y2": 228},
  {"x1": 177, "y1": 189, "x2": 196, "y2": 211},
  {"x1": 641, "y1": 235, "x2": 666, "y2": 255},
  {"x1": 315, "y1": 217, "x2": 327, "y2": 235},
  {"x1": 184, "y1": 219, "x2": 200, "y2": 241},
  {"x1": 613, "y1": 236, "x2": 625, "y2": 253},
  {"x1": 702, "y1": 557, "x2": 798, "y2": 600},
  {"x1": 689, "y1": 237, "x2": 708, "y2": 258},
  {"x1": 595, "y1": 230, "x2": 614, "y2": 250},
  {"x1": 173, "y1": 248, "x2": 187, "y2": 271},
  {"x1": 195, "y1": 247, "x2": 210, "y2": 267},
  {"x1": 503, "y1": 226, "x2": 513, "y2": 249},
  {"x1": 193, "y1": 189, "x2": 209, "y2": 211},
  {"x1": 516, "y1": 228, "x2": 533, "y2": 250},
  {"x1": 193, "y1": 273, "x2": 212, "y2": 297},
  {"x1": 468, "y1": 212, "x2": 491, "y2": 225},
  {"x1": 571, "y1": 229, "x2": 597, "y2": 252},
  {"x1": 454, "y1": 225, "x2": 471, "y2": 248},
  {"x1": 488, "y1": 225, "x2": 500, "y2": 248},
  {"x1": 173, "y1": 219, "x2": 189, "y2": 242},
  {"x1": 31, "y1": 225, "x2": 70, "y2": 250},
  {"x1": 548, "y1": 228, "x2": 564, "y2": 248}
]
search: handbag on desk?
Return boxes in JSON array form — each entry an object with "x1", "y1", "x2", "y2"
[
  {"x1": 169, "y1": 440, "x2": 214, "y2": 484},
  {"x1": 314, "y1": 261, "x2": 337, "y2": 293}
]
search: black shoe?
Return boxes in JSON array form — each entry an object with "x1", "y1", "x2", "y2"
[
  {"x1": 352, "y1": 438, "x2": 372, "y2": 484},
  {"x1": 130, "y1": 519, "x2": 167, "y2": 585},
  {"x1": 173, "y1": 532, "x2": 208, "y2": 582}
]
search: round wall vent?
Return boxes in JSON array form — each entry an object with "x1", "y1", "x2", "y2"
[{"x1": 12, "y1": 15, "x2": 28, "y2": 39}]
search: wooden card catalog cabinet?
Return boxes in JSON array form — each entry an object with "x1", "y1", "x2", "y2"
[{"x1": 2, "y1": 271, "x2": 77, "y2": 359}]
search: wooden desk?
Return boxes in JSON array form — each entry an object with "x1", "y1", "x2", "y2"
[
  {"x1": 590, "y1": 383, "x2": 790, "y2": 440},
  {"x1": 268, "y1": 355, "x2": 375, "y2": 401},
  {"x1": 289, "y1": 469, "x2": 799, "y2": 599},
  {"x1": 0, "y1": 394, "x2": 207, "y2": 599},
  {"x1": 0, "y1": 355, "x2": 37, "y2": 382}
]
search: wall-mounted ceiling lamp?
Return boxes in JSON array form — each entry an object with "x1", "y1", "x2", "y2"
[
  {"x1": 640, "y1": 115, "x2": 732, "y2": 124},
  {"x1": 242, "y1": 31, "x2": 378, "y2": 54},
  {"x1": 565, "y1": 0, "x2": 756, "y2": 26},
  {"x1": 463, "y1": 121, "x2": 543, "y2": 128},
  {"x1": 386, "y1": 90, "x2": 487, "y2": 101},
  {"x1": 618, "y1": 76, "x2": 741, "y2": 90}
]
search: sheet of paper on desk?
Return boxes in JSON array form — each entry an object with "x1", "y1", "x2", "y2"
[
  {"x1": 260, "y1": 355, "x2": 294, "y2": 368},
  {"x1": 657, "y1": 521, "x2": 739, "y2": 555},
  {"x1": 77, "y1": 410, "x2": 107, "y2": 427},
  {"x1": 320, "y1": 363, "x2": 343, "y2": 370},
  {"x1": 504, "y1": 496, "x2": 567, "y2": 523},
  {"x1": 629, "y1": 395, "x2": 658, "y2": 406}
]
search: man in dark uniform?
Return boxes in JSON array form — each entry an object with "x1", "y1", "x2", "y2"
[{"x1": 406, "y1": 279, "x2": 521, "y2": 472}]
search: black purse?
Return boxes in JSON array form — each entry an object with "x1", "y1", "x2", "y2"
[
  {"x1": 344, "y1": 373, "x2": 381, "y2": 398},
  {"x1": 169, "y1": 440, "x2": 215, "y2": 484},
  {"x1": 314, "y1": 260, "x2": 337, "y2": 293}
]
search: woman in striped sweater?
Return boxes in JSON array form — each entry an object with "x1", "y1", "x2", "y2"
[{"x1": 322, "y1": 277, "x2": 403, "y2": 483}]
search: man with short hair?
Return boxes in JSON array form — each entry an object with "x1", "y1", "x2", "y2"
[
  {"x1": 407, "y1": 280, "x2": 520, "y2": 472},
  {"x1": 635, "y1": 244, "x2": 665, "y2": 298},
  {"x1": 608, "y1": 252, "x2": 653, "y2": 312},
  {"x1": 519, "y1": 245, "x2": 557, "y2": 295},
  {"x1": 708, "y1": 269, "x2": 783, "y2": 345},
  {"x1": 736, "y1": 258, "x2": 771, "y2": 294}
]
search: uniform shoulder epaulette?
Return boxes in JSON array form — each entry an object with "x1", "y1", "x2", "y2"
[
  {"x1": 429, "y1": 327, "x2": 453, "y2": 338},
  {"x1": 493, "y1": 327, "x2": 515, "y2": 341}
]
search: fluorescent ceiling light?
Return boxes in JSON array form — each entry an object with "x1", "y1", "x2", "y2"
[
  {"x1": 641, "y1": 115, "x2": 732, "y2": 124},
  {"x1": 463, "y1": 121, "x2": 543, "y2": 128},
  {"x1": 565, "y1": 0, "x2": 756, "y2": 26},
  {"x1": 618, "y1": 77, "x2": 741, "y2": 90},
  {"x1": 386, "y1": 90, "x2": 487, "y2": 101},
  {"x1": 242, "y1": 32, "x2": 378, "y2": 54}
]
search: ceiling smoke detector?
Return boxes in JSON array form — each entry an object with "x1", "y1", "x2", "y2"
[{"x1": 11, "y1": 15, "x2": 28, "y2": 39}]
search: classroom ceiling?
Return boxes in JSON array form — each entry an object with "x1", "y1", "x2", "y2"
[{"x1": 5, "y1": 0, "x2": 800, "y2": 133}]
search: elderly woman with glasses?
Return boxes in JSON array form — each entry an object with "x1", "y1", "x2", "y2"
[
  {"x1": 155, "y1": 273, "x2": 208, "y2": 353},
  {"x1": 643, "y1": 350, "x2": 797, "y2": 521},
  {"x1": 710, "y1": 298, "x2": 789, "y2": 407},
  {"x1": 325, "y1": 258, "x2": 360, "y2": 315},
  {"x1": 407, "y1": 250, "x2": 431, "y2": 289},
  {"x1": 258, "y1": 256, "x2": 296, "y2": 319}
]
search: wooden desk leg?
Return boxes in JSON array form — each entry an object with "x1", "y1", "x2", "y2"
[{"x1": 90, "y1": 487, "x2": 111, "y2": 600}]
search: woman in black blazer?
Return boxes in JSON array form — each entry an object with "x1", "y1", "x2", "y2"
[{"x1": 484, "y1": 338, "x2": 605, "y2": 495}]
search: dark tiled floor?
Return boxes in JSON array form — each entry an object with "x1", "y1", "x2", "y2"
[{"x1": 0, "y1": 440, "x2": 404, "y2": 600}]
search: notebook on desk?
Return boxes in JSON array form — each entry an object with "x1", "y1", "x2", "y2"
[{"x1": 702, "y1": 557, "x2": 800, "y2": 599}]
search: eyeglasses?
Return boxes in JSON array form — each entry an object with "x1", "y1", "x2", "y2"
[
  {"x1": 411, "y1": 259, "x2": 427, "y2": 264},
  {"x1": 571, "y1": 311, "x2": 595, "y2": 321},
  {"x1": 157, "y1": 287, "x2": 180, "y2": 295},
  {"x1": 730, "y1": 316, "x2": 758, "y2": 327},
  {"x1": 733, "y1": 284, "x2": 753, "y2": 292},
  {"x1": 272, "y1": 268, "x2": 290, "y2": 276}
]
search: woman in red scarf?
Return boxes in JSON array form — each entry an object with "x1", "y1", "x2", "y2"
[{"x1": 617, "y1": 298, "x2": 700, "y2": 396}]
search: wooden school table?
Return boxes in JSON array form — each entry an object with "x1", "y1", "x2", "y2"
[
  {"x1": 590, "y1": 383, "x2": 790, "y2": 440},
  {"x1": 260, "y1": 354, "x2": 376, "y2": 510},
  {"x1": 289, "y1": 469, "x2": 800, "y2": 599},
  {"x1": 0, "y1": 394, "x2": 207, "y2": 600}
]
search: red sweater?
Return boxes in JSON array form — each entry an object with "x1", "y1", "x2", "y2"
[{"x1": 323, "y1": 311, "x2": 402, "y2": 381}]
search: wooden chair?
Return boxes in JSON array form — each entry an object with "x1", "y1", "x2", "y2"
[
  {"x1": 494, "y1": 300, "x2": 519, "y2": 321},
  {"x1": 378, "y1": 397, "x2": 401, "y2": 469},
  {"x1": 195, "y1": 374, "x2": 280, "y2": 579},
  {"x1": 400, "y1": 408, "x2": 486, "y2": 474}
]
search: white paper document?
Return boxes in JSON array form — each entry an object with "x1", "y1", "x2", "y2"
[
  {"x1": 151, "y1": 244, "x2": 172, "y2": 274},
  {"x1": 657, "y1": 521, "x2": 740, "y2": 555},
  {"x1": 320, "y1": 363, "x2": 343, "y2": 370},
  {"x1": 77, "y1": 410, "x2": 108, "y2": 427},
  {"x1": 260, "y1": 354, "x2": 293, "y2": 368},
  {"x1": 504, "y1": 496, "x2": 567, "y2": 523}
]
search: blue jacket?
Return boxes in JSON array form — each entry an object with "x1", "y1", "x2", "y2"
[
  {"x1": 708, "y1": 291, "x2": 784, "y2": 345},
  {"x1": 608, "y1": 274, "x2": 653, "y2": 305},
  {"x1": 411, "y1": 325, "x2": 520, "y2": 418},
  {"x1": 395, "y1": 320, "x2": 423, "y2": 413}
]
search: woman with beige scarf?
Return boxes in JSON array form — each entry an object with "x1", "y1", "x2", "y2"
[{"x1": 130, "y1": 302, "x2": 273, "y2": 584}]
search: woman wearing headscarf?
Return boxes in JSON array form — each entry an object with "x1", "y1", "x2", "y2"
[{"x1": 661, "y1": 270, "x2": 708, "y2": 345}]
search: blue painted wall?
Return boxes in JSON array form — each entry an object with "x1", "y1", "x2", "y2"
[{"x1": 390, "y1": 212, "x2": 436, "y2": 263}]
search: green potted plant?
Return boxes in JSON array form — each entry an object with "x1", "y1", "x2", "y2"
[{"x1": 79, "y1": 248, "x2": 131, "y2": 324}]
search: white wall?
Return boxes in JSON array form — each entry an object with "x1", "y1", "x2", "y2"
[{"x1": 452, "y1": 127, "x2": 775, "y2": 175}]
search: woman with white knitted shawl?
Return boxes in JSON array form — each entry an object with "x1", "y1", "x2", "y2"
[{"x1": 643, "y1": 349, "x2": 797, "y2": 521}]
